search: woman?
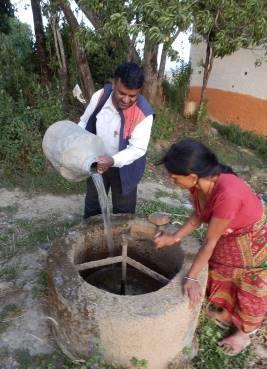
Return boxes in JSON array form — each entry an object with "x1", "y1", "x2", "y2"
[{"x1": 154, "y1": 139, "x2": 267, "y2": 356}]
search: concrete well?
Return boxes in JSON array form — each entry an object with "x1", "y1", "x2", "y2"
[{"x1": 47, "y1": 214, "x2": 207, "y2": 369}]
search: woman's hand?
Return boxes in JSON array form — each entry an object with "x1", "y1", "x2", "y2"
[
  {"x1": 154, "y1": 232, "x2": 178, "y2": 249},
  {"x1": 183, "y1": 278, "x2": 202, "y2": 307}
]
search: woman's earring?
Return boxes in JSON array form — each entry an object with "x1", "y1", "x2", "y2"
[{"x1": 193, "y1": 179, "x2": 198, "y2": 186}]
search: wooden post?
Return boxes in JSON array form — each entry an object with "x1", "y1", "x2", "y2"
[
  {"x1": 121, "y1": 235, "x2": 128, "y2": 294},
  {"x1": 75, "y1": 256, "x2": 122, "y2": 271}
]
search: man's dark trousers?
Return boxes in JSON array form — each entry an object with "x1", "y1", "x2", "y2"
[{"x1": 84, "y1": 167, "x2": 137, "y2": 219}]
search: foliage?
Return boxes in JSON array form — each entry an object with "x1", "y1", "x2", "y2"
[
  {"x1": 0, "y1": 0, "x2": 14, "y2": 34},
  {"x1": 0, "y1": 85, "x2": 64, "y2": 176},
  {"x1": 78, "y1": 25, "x2": 128, "y2": 88},
  {"x1": 192, "y1": 0, "x2": 267, "y2": 58},
  {"x1": 0, "y1": 18, "x2": 34, "y2": 99},
  {"x1": 151, "y1": 108, "x2": 177, "y2": 140},
  {"x1": 162, "y1": 62, "x2": 192, "y2": 114},
  {"x1": 0, "y1": 16, "x2": 64, "y2": 176},
  {"x1": 212, "y1": 122, "x2": 267, "y2": 163},
  {"x1": 193, "y1": 313, "x2": 253, "y2": 369}
]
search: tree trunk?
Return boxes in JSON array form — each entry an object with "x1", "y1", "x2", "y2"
[
  {"x1": 51, "y1": 15, "x2": 70, "y2": 114},
  {"x1": 158, "y1": 44, "x2": 168, "y2": 82},
  {"x1": 60, "y1": 0, "x2": 95, "y2": 101},
  {"x1": 200, "y1": 42, "x2": 214, "y2": 106},
  {"x1": 30, "y1": 0, "x2": 51, "y2": 85},
  {"x1": 142, "y1": 37, "x2": 163, "y2": 107},
  {"x1": 127, "y1": 34, "x2": 141, "y2": 64}
]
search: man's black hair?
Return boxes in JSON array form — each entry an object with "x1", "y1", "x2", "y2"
[{"x1": 114, "y1": 62, "x2": 144, "y2": 89}]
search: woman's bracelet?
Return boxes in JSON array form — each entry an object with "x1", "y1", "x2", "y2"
[{"x1": 184, "y1": 276, "x2": 198, "y2": 282}]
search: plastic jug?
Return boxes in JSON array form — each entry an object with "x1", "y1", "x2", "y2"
[{"x1": 42, "y1": 120, "x2": 106, "y2": 182}]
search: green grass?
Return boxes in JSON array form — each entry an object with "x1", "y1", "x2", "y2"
[
  {"x1": 136, "y1": 200, "x2": 205, "y2": 241},
  {"x1": 0, "y1": 217, "x2": 81, "y2": 283},
  {"x1": 212, "y1": 122, "x2": 267, "y2": 163},
  {"x1": 0, "y1": 205, "x2": 18, "y2": 215},
  {"x1": 0, "y1": 172, "x2": 86, "y2": 194},
  {"x1": 154, "y1": 189, "x2": 181, "y2": 201}
]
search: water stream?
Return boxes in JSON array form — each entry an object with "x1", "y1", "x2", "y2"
[{"x1": 91, "y1": 172, "x2": 115, "y2": 256}]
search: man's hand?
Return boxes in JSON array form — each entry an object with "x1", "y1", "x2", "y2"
[{"x1": 97, "y1": 155, "x2": 114, "y2": 174}]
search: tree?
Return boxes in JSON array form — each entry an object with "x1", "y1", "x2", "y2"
[
  {"x1": 192, "y1": 0, "x2": 267, "y2": 106},
  {"x1": 31, "y1": 0, "x2": 51, "y2": 85},
  {"x1": 0, "y1": 0, "x2": 14, "y2": 33},
  {"x1": 50, "y1": 11, "x2": 70, "y2": 113},
  {"x1": 59, "y1": 0, "x2": 95, "y2": 101},
  {"x1": 73, "y1": 0, "x2": 194, "y2": 106}
]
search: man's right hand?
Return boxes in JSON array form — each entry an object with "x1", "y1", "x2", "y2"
[{"x1": 96, "y1": 155, "x2": 114, "y2": 173}]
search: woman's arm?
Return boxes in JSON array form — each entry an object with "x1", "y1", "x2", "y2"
[
  {"x1": 154, "y1": 212, "x2": 201, "y2": 249},
  {"x1": 183, "y1": 216, "x2": 231, "y2": 305}
]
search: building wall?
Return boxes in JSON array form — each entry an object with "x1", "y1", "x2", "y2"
[{"x1": 188, "y1": 43, "x2": 267, "y2": 136}]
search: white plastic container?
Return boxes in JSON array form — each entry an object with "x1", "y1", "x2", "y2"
[{"x1": 42, "y1": 120, "x2": 106, "y2": 182}]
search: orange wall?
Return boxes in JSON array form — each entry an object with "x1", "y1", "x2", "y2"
[{"x1": 189, "y1": 87, "x2": 267, "y2": 136}]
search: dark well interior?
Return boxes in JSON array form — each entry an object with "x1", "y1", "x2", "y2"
[{"x1": 74, "y1": 224, "x2": 184, "y2": 295}]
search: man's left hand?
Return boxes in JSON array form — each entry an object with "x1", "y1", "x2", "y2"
[{"x1": 97, "y1": 155, "x2": 114, "y2": 173}]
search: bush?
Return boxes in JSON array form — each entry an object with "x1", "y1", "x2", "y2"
[
  {"x1": 151, "y1": 108, "x2": 177, "y2": 140},
  {"x1": 0, "y1": 84, "x2": 64, "y2": 176},
  {"x1": 162, "y1": 61, "x2": 192, "y2": 115}
]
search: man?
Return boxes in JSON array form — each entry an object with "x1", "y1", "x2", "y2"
[{"x1": 78, "y1": 62, "x2": 154, "y2": 219}]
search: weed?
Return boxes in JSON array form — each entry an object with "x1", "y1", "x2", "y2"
[
  {"x1": 130, "y1": 357, "x2": 148, "y2": 368},
  {"x1": 192, "y1": 312, "x2": 253, "y2": 369},
  {"x1": 0, "y1": 304, "x2": 23, "y2": 333},
  {"x1": 151, "y1": 108, "x2": 178, "y2": 141},
  {"x1": 32, "y1": 270, "x2": 49, "y2": 299},
  {"x1": 14, "y1": 348, "x2": 148, "y2": 369},
  {"x1": 0, "y1": 230, "x2": 18, "y2": 260},
  {"x1": 0, "y1": 263, "x2": 20, "y2": 281}
]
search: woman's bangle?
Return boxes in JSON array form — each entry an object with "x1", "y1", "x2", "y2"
[{"x1": 184, "y1": 276, "x2": 198, "y2": 282}]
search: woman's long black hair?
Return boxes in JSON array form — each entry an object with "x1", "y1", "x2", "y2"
[{"x1": 159, "y1": 139, "x2": 236, "y2": 177}]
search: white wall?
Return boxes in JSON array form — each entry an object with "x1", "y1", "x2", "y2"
[{"x1": 190, "y1": 43, "x2": 267, "y2": 100}]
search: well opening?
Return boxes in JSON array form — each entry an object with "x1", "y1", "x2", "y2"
[{"x1": 73, "y1": 221, "x2": 184, "y2": 296}]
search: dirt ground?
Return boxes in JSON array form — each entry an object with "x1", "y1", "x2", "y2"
[{"x1": 0, "y1": 178, "x2": 266, "y2": 369}]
